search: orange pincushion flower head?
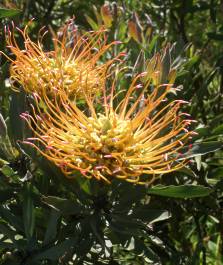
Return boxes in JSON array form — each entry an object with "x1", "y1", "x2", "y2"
[
  {"x1": 5, "y1": 20, "x2": 121, "y2": 99},
  {"x1": 21, "y1": 70, "x2": 196, "y2": 184}
]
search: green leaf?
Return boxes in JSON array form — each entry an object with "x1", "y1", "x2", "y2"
[
  {"x1": 209, "y1": 114, "x2": 223, "y2": 127},
  {"x1": 193, "y1": 127, "x2": 210, "y2": 139},
  {"x1": 212, "y1": 167, "x2": 223, "y2": 179},
  {"x1": 0, "y1": 222, "x2": 16, "y2": 239},
  {"x1": 110, "y1": 222, "x2": 141, "y2": 237},
  {"x1": 0, "y1": 206, "x2": 23, "y2": 232},
  {"x1": 134, "y1": 238, "x2": 160, "y2": 263},
  {"x1": 0, "y1": 112, "x2": 7, "y2": 137},
  {"x1": 89, "y1": 214, "x2": 106, "y2": 248},
  {"x1": 33, "y1": 237, "x2": 77, "y2": 261},
  {"x1": 215, "y1": 178, "x2": 223, "y2": 191},
  {"x1": 147, "y1": 185, "x2": 212, "y2": 198},
  {"x1": 42, "y1": 196, "x2": 83, "y2": 215},
  {"x1": 207, "y1": 32, "x2": 223, "y2": 41},
  {"x1": 1, "y1": 165, "x2": 16, "y2": 177},
  {"x1": 148, "y1": 35, "x2": 159, "y2": 53},
  {"x1": 205, "y1": 69, "x2": 219, "y2": 87},
  {"x1": 9, "y1": 92, "x2": 26, "y2": 141},
  {"x1": 0, "y1": 8, "x2": 21, "y2": 19},
  {"x1": 184, "y1": 55, "x2": 200, "y2": 68},
  {"x1": 85, "y1": 15, "x2": 99, "y2": 30},
  {"x1": 43, "y1": 209, "x2": 61, "y2": 245},
  {"x1": 0, "y1": 158, "x2": 9, "y2": 167},
  {"x1": 161, "y1": 46, "x2": 171, "y2": 83},
  {"x1": 23, "y1": 183, "x2": 35, "y2": 239},
  {"x1": 110, "y1": 214, "x2": 145, "y2": 236},
  {"x1": 180, "y1": 141, "x2": 222, "y2": 159},
  {"x1": 75, "y1": 176, "x2": 92, "y2": 195},
  {"x1": 0, "y1": 188, "x2": 15, "y2": 202},
  {"x1": 112, "y1": 182, "x2": 146, "y2": 211},
  {"x1": 0, "y1": 241, "x2": 15, "y2": 249},
  {"x1": 212, "y1": 124, "x2": 223, "y2": 135},
  {"x1": 132, "y1": 208, "x2": 171, "y2": 223}
]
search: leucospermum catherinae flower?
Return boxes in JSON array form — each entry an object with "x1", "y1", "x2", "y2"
[
  {"x1": 21, "y1": 68, "x2": 196, "y2": 184},
  {"x1": 5, "y1": 21, "x2": 120, "y2": 99},
  {"x1": 5, "y1": 22, "x2": 196, "y2": 184}
]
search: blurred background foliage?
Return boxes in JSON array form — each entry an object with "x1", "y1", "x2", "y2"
[{"x1": 0, "y1": 0, "x2": 223, "y2": 264}]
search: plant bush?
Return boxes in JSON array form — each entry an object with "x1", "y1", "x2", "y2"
[{"x1": 0, "y1": 1, "x2": 222, "y2": 264}]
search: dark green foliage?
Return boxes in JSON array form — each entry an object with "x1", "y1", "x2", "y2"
[{"x1": 0, "y1": 0, "x2": 223, "y2": 264}]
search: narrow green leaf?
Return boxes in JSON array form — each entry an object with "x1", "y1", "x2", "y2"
[
  {"x1": 110, "y1": 222, "x2": 141, "y2": 237},
  {"x1": 0, "y1": 7, "x2": 21, "y2": 19},
  {"x1": 42, "y1": 196, "x2": 82, "y2": 215},
  {"x1": 147, "y1": 185, "x2": 212, "y2": 198},
  {"x1": 85, "y1": 15, "x2": 99, "y2": 30},
  {"x1": 0, "y1": 223, "x2": 16, "y2": 242},
  {"x1": 185, "y1": 55, "x2": 200, "y2": 68},
  {"x1": 215, "y1": 178, "x2": 223, "y2": 191},
  {"x1": 148, "y1": 35, "x2": 159, "y2": 53},
  {"x1": 180, "y1": 141, "x2": 222, "y2": 159},
  {"x1": 0, "y1": 241, "x2": 15, "y2": 249},
  {"x1": 0, "y1": 158, "x2": 9, "y2": 167},
  {"x1": 0, "y1": 206, "x2": 23, "y2": 232},
  {"x1": 0, "y1": 188, "x2": 15, "y2": 202},
  {"x1": 43, "y1": 209, "x2": 61, "y2": 245},
  {"x1": 207, "y1": 32, "x2": 223, "y2": 41},
  {"x1": 212, "y1": 167, "x2": 223, "y2": 179},
  {"x1": 212, "y1": 124, "x2": 223, "y2": 135},
  {"x1": 161, "y1": 46, "x2": 171, "y2": 83},
  {"x1": 132, "y1": 208, "x2": 171, "y2": 223},
  {"x1": 1, "y1": 165, "x2": 15, "y2": 177},
  {"x1": 75, "y1": 176, "x2": 92, "y2": 195},
  {"x1": 209, "y1": 114, "x2": 223, "y2": 127},
  {"x1": 90, "y1": 214, "x2": 105, "y2": 248},
  {"x1": 0, "y1": 112, "x2": 7, "y2": 137},
  {"x1": 33, "y1": 237, "x2": 77, "y2": 261},
  {"x1": 205, "y1": 69, "x2": 218, "y2": 87},
  {"x1": 193, "y1": 127, "x2": 210, "y2": 139},
  {"x1": 134, "y1": 238, "x2": 160, "y2": 263},
  {"x1": 9, "y1": 92, "x2": 26, "y2": 141},
  {"x1": 110, "y1": 214, "x2": 146, "y2": 236},
  {"x1": 23, "y1": 183, "x2": 35, "y2": 239}
]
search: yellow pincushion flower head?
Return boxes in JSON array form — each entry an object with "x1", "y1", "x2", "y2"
[
  {"x1": 21, "y1": 68, "x2": 196, "y2": 185},
  {"x1": 5, "y1": 20, "x2": 121, "y2": 99}
]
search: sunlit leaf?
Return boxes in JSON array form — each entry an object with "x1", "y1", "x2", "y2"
[
  {"x1": 0, "y1": 8, "x2": 21, "y2": 19},
  {"x1": 180, "y1": 141, "x2": 222, "y2": 159},
  {"x1": 147, "y1": 185, "x2": 212, "y2": 198},
  {"x1": 42, "y1": 196, "x2": 83, "y2": 215}
]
